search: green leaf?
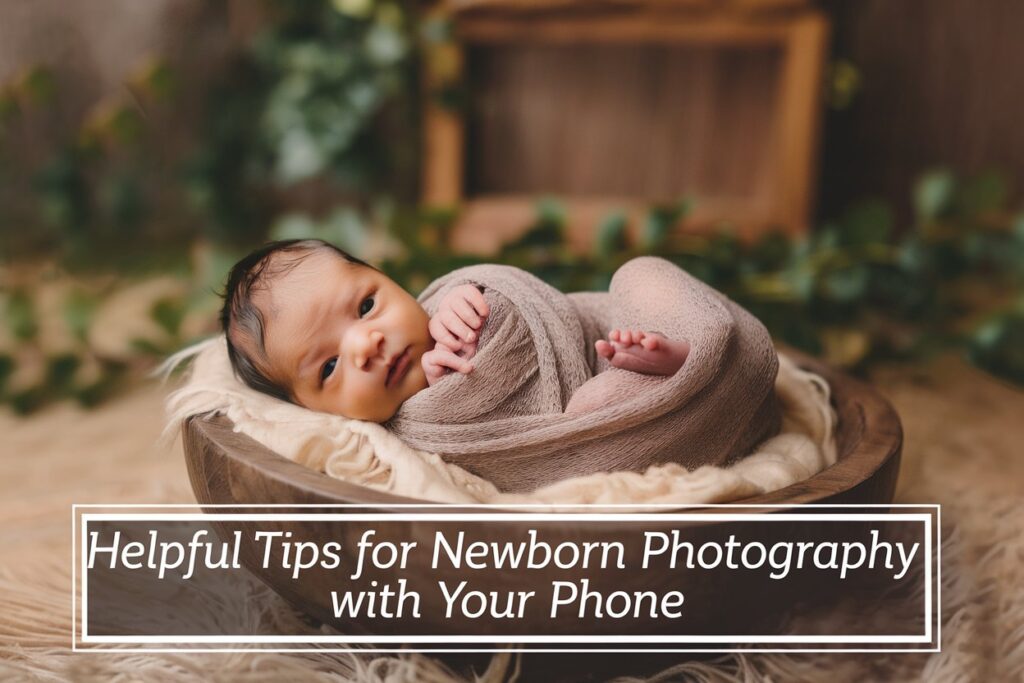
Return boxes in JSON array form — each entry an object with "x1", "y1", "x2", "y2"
[
  {"x1": 6, "y1": 290, "x2": 37, "y2": 341},
  {"x1": 782, "y1": 262, "x2": 816, "y2": 302},
  {"x1": 913, "y1": 169, "x2": 954, "y2": 223},
  {"x1": 642, "y1": 200, "x2": 689, "y2": 250},
  {"x1": 813, "y1": 223, "x2": 841, "y2": 251},
  {"x1": 955, "y1": 170, "x2": 1009, "y2": 217},
  {"x1": 63, "y1": 290, "x2": 99, "y2": 343},
  {"x1": 821, "y1": 264, "x2": 870, "y2": 303},
  {"x1": 365, "y1": 24, "x2": 407, "y2": 66},
  {"x1": 106, "y1": 105, "x2": 145, "y2": 145},
  {"x1": 749, "y1": 231, "x2": 793, "y2": 271},
  {"x1": 1012, "y1": 212, "x2": 1024, "y2": 243},
  {"x1": 18, "y1": 65, "x2": 56, "y2": 105},
  {"x1": 102, "y1": 174, "x2": 145, "y2": 229},
  {"x1": 47, "y1": 354, "x2": 80, "y2": 391},
  {"x1": 421, "y1": 16, "x2": 453, "y2": 43},
  {"x1": 536, "y1": 197, "x2": 565, "y2": 228},
  {"x1": 323, "y1": 208, "x2": 369, "y2": 253},
  {"x1": 275, "y1": 127, "x2": 326, "y2": 183},
  {"x1": 150, "y1": 297, "x2": 186, "y2": 337},
  {"x1": 595, "y1": 211, "x2": 628, "y2": 258},
  {"x1": 9, "y1": 387, "x2": 46, "y2": 415},
  {"x1": 0, "y1": 88, "x2": 18, "y2": 124},
  {"x1": 138, "y1": 59, "x2": 176, "y2": 100},
  {"x1": 968, "y1": 312, "x2": 1024, "y2": 385},
  {"x1": 0, "y1": 355, "x2": 12, "y2": 393},
  {"x1": 269, "y1": 212, "x2": 318, "y2": 241},
  {"x1": 839, "y1": 200, "x2": 893, "y2": 246},
  {"x1": 332, "y1": 0, "x2": 374, "y2": 18}
]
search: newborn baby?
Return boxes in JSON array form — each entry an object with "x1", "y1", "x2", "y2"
[{"x1": 221, "y1": 239, "x2": 690, "y2": 422}]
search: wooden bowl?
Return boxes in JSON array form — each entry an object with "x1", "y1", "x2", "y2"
[{"x1": 182, "y1": 351, "x2": 902, "y2": 637}]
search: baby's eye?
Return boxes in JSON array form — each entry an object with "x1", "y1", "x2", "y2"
[
  {"x1": 320, "y1": 357, "x2": 338, "y2": 384},
  {"x1": 358, "y1": 296, "x2": 375, "y2": 317}
]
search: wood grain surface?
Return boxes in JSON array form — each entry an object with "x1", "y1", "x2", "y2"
[
  {"x1": 425, "y1": 7, "x2": 829, "y2": 245},
  {"x1": 184, "y1": 350, "x2": 901, "y2": 509}
]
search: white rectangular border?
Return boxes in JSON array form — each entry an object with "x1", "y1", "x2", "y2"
[{"x1": 72, "y1": 504, "x2": 940, "y2": 653}]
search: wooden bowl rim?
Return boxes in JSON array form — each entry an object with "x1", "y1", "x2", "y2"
[{"x1": 184, "y1": 351, "x2": 902, "y2": 510}]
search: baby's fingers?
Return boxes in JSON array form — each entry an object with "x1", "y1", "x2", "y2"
[
  {"x1": 442, "y1": 310, "x2": 477, "y2": 344},
  {"x1": 430, "y1": 347, "x2": 474, "y2": 374},
  {"x1": 421, "y1": 351, "x2": 445, "y2": 385},
  {"x1": 459, "y1": 340, "x2": 478, "y2": 361},
  {"x1": 464, "y1": 287, "x2": 490, "y2": 318},
  {"x1": 453, "y1": 297, "x2": 484, "y2": 329},
  {"x1": 429, "y1": 316, "x2": 462, "y2": 350}
]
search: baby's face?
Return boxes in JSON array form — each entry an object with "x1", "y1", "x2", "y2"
[{"x1": 255, "y1": 251, "x2": 431, "y2": 421}]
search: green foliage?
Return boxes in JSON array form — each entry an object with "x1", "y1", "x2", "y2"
[
  {"x1": 150, "y1": 297, "x2": 187, "y2": 337},
  {"x1": 1, "y1": 1, "x2": 419, "y2": 260},
  {"x1": 914, "y1": 169, "x2": 955, "y2": 223},
  {"x1": 3, "y1": 165, "x2": 1024, "y2": 414},
  {"x1": 369, "y1": 170, "x2": 1024, "y2": 381},
  {"x1": 826, "y1": 59, "x2": 861, "y2": 110},
  {"x1": 968, "y1": 303, "x2": 1024, "y2": 385},
  {"x1": 6, "y1": 290, "x2": 39, "y2": 341},
  {"x1": 252, "y1": 4, "x2": 410, "y2": 185},
  {"x1": 183, "y1": 0, "x2": 420, "y2": 244},
  {"x1": 2, "y1": 2, "x2": 1024, "y2": 413},
  {"x1": 62, "y1": 289, "x2": 99, "y2": 342},
  {"x1": 595, "y1": 211, "x2": 628, "y2": 259},
  {"x1": 270, "y1": 207, "x2": 370, "y2": 253}
]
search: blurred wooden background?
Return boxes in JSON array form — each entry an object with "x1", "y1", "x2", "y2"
[
  {"x1": 819, "y1": 0, "x2": 1024, "y2": 222},
  {"x1": 426, "y1": 1, "x2": 829, "y2": 248},
  {"x1": 2, "y1": 0, "x2": 1024, "y2": 233},
  {"x1": 465, "y1": 44, "x2": 782, "y2": 202}
]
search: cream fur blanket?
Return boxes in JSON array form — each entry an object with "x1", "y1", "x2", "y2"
[
  {"x1": 165, "y1": 337, "x2": 836, "y2": 505},
  {"x1": 389, "y1": 257, "x2": 782, "y2": 492}
]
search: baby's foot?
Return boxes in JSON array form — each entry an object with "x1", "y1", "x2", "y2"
[{"x1": 595, "y1": 329, "x2": 690, "y2": 376}]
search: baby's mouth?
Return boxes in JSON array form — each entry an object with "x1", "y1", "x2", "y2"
[{"x1": 385, "y1": 346, "x2": 412, "y2": 388}]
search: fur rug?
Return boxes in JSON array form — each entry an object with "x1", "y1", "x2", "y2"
[
  {"x1": 2, "y1": 491, "x2": 1020, "y2": 682},
  {"x1": 2, "y1": 356, "x2": 1023, "y2": 682}
]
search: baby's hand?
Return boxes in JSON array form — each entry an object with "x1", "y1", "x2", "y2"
[
  {"x1": 429, "y1": 284, "x2": 489, "y2": 352},
  {"x1": 595, "y1": 329, "x2": 690, "y2": 376},
  {"x1": 422, "y1": 341, "x2": 475, "y2": 386}
]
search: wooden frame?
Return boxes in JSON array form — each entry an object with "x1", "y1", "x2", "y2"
[{"x1": 423, "y1": 6, "x2": 829, "y2": 250}]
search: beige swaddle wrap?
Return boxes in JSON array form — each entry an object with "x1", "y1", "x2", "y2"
[{"x1": 388, "y1": 257, "x2": 781, "y2": 492}]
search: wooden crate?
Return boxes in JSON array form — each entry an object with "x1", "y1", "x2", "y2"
[{"x1": 423, "y1": 1, "x2": 829, "y2": 252}]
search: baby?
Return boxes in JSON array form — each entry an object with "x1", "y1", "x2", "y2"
[{"x1": 221, "y1": 239, "x2": 690, "y2": 422}]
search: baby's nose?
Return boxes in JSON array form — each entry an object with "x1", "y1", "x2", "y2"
[{"x1": 352, "y1": 330, "x2": 385, "y2": 369}]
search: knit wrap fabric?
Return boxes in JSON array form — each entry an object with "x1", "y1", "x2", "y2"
[{"x1": 387, "y1": 257, "x2": 781, "y2": 492}]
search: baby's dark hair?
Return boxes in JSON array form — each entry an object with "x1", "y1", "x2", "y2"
[{"x1": 220, "y1": 239, "x2": 368, "y2": 402}]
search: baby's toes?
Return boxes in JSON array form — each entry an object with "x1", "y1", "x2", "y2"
[
  {"x1": 640, "y1": 335, "x2": 660, "y2": 351},
  {"x1": 608, "y1": 339, "x2": 680, "y2": 376},
  {"x1": 608, "y1": 348, "x2": 653, "y2": 375},
  {"x1": 595, "y1": 339, "x2": 615, "y2": 359}
]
